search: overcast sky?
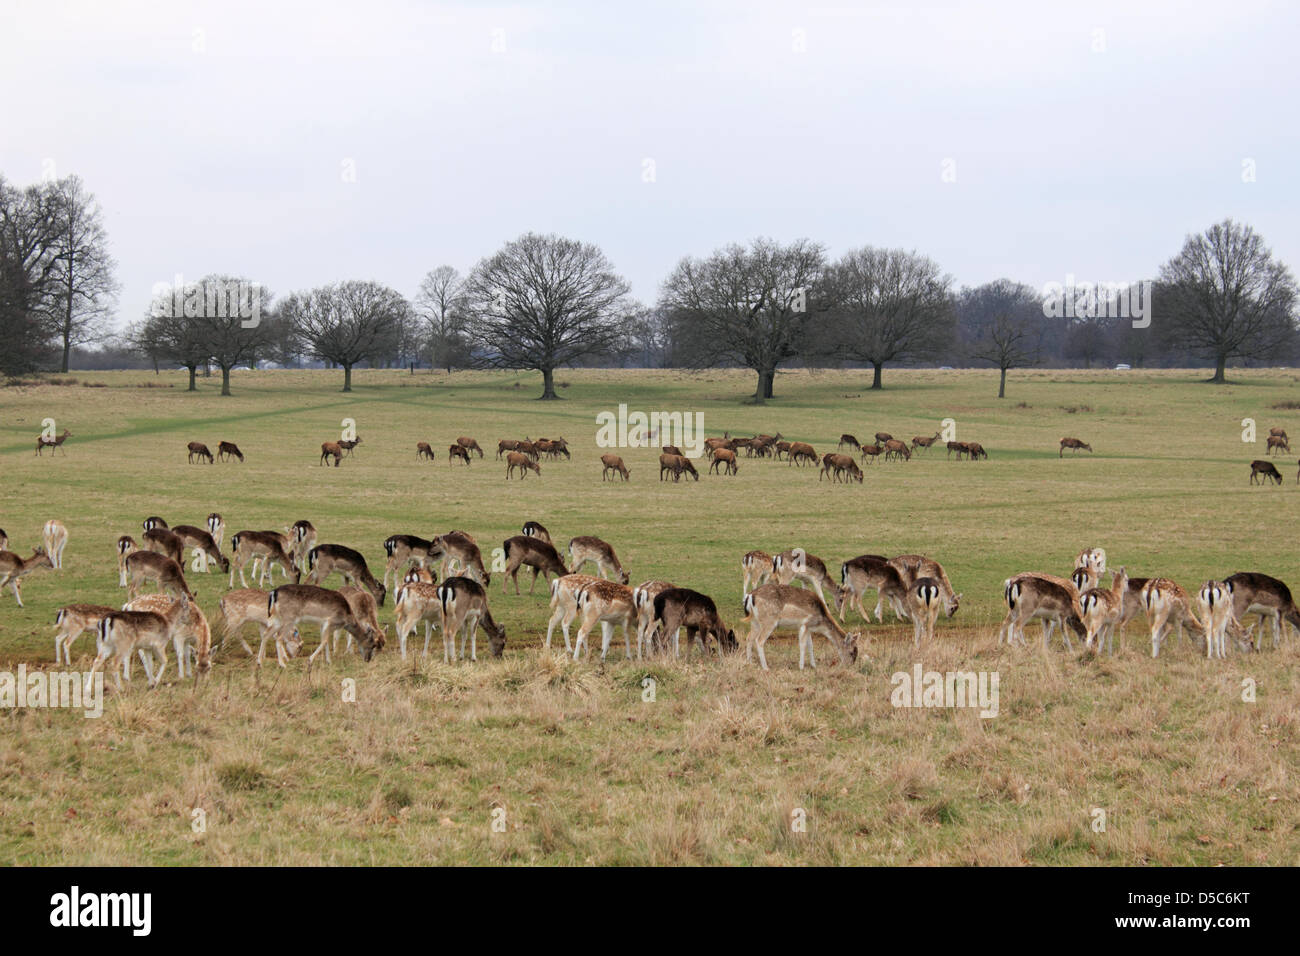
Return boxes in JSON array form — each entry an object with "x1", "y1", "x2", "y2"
[{"x1": 3, "y1": 0, "x2": 1296, "y2": 328}]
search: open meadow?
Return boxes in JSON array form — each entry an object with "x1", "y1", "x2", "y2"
[{"x1": 1, "y1": 366, "x2": 1298, "y2": 864}]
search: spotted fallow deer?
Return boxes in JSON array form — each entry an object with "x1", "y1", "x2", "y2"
[
  {"x1": 229, "y1": 530, "x2": 299, "y2": 589},
  {"x1": 1224, "y1": 571, "x2": 1300, "y2": 650},
  {"x1": 123, "y1": 550, "x2": 192, "y2": 602},
  {"x1": 430, "y1": 531, "x2": 489, "y2": 587},
  {"x1": 568, "y1": 536, "x2": 629, "y2": 585},
  {"x1": 171, "y1": 525, "x2": 229, "y2": 574},
  {"x1": 652, "y1": 588, "x2": 736, "y2": 659},
  {"x1": 438, "y1": 576, "x2": 506, "y2": 662},
  {"x1": 889, "y1": 555, "x2": 961, "y2": 619},
  {"x1": 572, "y1": 579, "x2": 636, "y2": 661},
  {"x1": 546, "y1": 573, "x2": 605, "y2": 653},
  {"x1": 88, "y1": 597, "x2": 195, "y2": 691},
  {"x1": 1141, "y1": 578, "x2": 1206, "y2": 658},
  {"x1": 741, "y1": 550, "x2": 773, "y2": 599},
  {"x1": 41, "y1": 519, "x2": 68, "y2": 570},
  {"x1": 143, "y1": 527, "x2": 184, "y2": 565},
  {"x1": 124, "y1": 592, "x2": 213, "y2": 679},
  {"x1": 996, "y1": 573, "x2": 1085, "y2": 649},
  {"x1": 502, "y1": 535, "x2": 569, "y2": 595},
  {"x1": 743, "y1": 582, "x2": 860, "y2": 670},
  {"x1": 54, "y1": 604, "x2": 117, "y2": 665},
  {"x1": 774, "y1": 549, "x2": 845, "y2": 611},
  {"x1": 305, "y1": 544, "x2": 386, "y2": 606},
  {"x1": 1079, "y1": 568, "x2": 1128, "y2": 655},
  {"x1": 327, "y1": 586, "x2": 386, "y2": 660},
  {"x1": 840, "y1": 554, "x2": 909, "y2": 623},
  {"x1": 265, "y1": 584, "x2": 383, "y2": 668},
  {"x1": 383, "y1": 534, "x2": 434, "y2": 589},
  {"x1": 217, "y1": 588, "x2": 299, "y2": 660},
  {"x1": 394, "y1": 581, "x2": 443, "y2": 660}
]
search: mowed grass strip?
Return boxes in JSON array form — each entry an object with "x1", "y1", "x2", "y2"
[{"x1": 0, "y1": 367, "x2": 1297, "y2": 864}]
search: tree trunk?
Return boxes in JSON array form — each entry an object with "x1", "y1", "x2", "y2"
[
  {"x1": 1209, "y1": 355, "x2": 1227, "y2": 383},
  {"x1": 752, "y1": 368, "x2": 775, "y2": 404},
  {"x1": 221, "y1": 365, "x2": 232, "y2": 396},
  {"x1": 763, "y1": 369, "x2": 775, "y2": 400},
  {"x1": 998, "y1": 367, "x2": 1008, "y2": 398},
  {"x1": 871, "y1": 362, "x2": 884, "y2": 390},
  {"x1": 187, "y1": 365, "x2": 197, "y2": 391},
  {"x1": 540, "y1": 367, "x2": 559, "y2": 400},
  {"x1": 342, "y1": 363, "x2": 353, "y2": 392}
]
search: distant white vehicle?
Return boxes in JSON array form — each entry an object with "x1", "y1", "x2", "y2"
[
  {"x1": 939, "y1": 366, "x2": 954, "y2": 370},
  {"x1": 1114, "y1": 364, "x2": 1131, "y2": 370}
]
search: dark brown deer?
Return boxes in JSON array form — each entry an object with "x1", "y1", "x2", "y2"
[
  {"x1": 964, "y1": 441, "x2": 988, "y2": 460},
  {"x1": 142, "y1": 527, "x2": 185, "y2": 565},
  {"x1": 305, "y1": 544, "x2": 387, "y2": 605},
  {"x1": 1250, "y1": 459, "x2": 1282, "y2": 485},
  {"x1": 838, "y1": 434, "x2": 861, "y2": 452},
  {"x1": 35, "y1": 429, "x2": 71, "y2": 456},
  {"x1": 187, "y1": 441, "x2": 214, "y2": 464},
  {"x1": 339, "y1": 437, "x2": 362, "y2": 456},
  {"x1": 946, "y1": 440, "x2": 967, "y2": 460},
  {"x1": 1267, "y1": 434, "x2": 1290, "y2": 455},
  {"x1": 449, "y1": 444, "x2": 472, "y2": 465},
  {"x1": 217, "y1": 441, "x2": 244, "y2": 462},
  {"x1": 1059, "y1": 437, "x2": 1092, "y2": 457},
  {"x1": 320, "y1": 442, "x2": 343, "y2": 466},
  {"x1": 601, "y1": 453, "x2": 630, "y2": 481},
  {"x1": 501, "y1": 535, "x2": 569, "y2": 594},
  {"x1": 652, "y1": 588, "x2": 736, "y2": 658},
  {"x1": 874, "y1": 431, "x2": 893, "y2": 445}
]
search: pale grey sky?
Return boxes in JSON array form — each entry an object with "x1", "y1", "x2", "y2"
[{"x1": 3, "y1": 0, "x2": 1295, "y2": 327}]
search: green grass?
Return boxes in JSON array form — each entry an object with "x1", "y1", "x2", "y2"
[{"x1": 0, "y1": 366, "x2": 1298, "y2": 864}]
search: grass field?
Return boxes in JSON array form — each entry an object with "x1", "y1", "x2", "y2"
[{"x1": 1, "y1": 366, "x2": 1298, "y2": 865}]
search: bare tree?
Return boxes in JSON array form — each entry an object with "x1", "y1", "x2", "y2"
[
  {"x1": 659, "y1": 237, "x2": 825, "y2": 403},
  {"x1": 414, "y1": 265, "x2": 471, "y2": 372},
  {"x1": 192, "y1": 274, "x2": 273, "y2": 395},
  {"x1": 960, "y1": 280, "x2": 1044, "y2": 398},
  {"x1": 1158, "y1": 219, "x2": 1297, "y2": 383},
  {"x1": 0, "y1": 176, "x2": 62, "y2": 375},
  {"x1": 134, "y1": 289, "x2": 211, "y2": 391},
  {"x1": 819, "y1": 247, "x2": 954, "y2": 389},
  {"x1": 283, "y1": 280, "x2": 408, "y2": 391},
  {"x1": 47, "y1": 176, "x2": 119, "y2": 373},
  {"x1": 463, "y1": 233, "x2": 631, "y2": 399}
]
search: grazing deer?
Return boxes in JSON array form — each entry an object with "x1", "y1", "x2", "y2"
[
  {"x1": 288, "y1": 519, "x2": 316, "y2": 569},
  {"x1": 889, "y1": 555, "x2": 961, "y2": 618},
  {"x1": 320, "y1": 442, "x2": 343, "y2": 466},
  {"x1": 600, "y1": 453, "x2": 630, "y2": 481},
  {"x1": 456, "y1": 436, "x2": 484, "y2": 458},
  {"x1": 187, "y1": 441, "x2": 214, "y2": 464},
  {"x1": 1059, "y1": 437, "x2": 1092, "y2": 457},
  {"x1": 88, "y1": 597, "x2": 195, "y2": 690},
  {"x1": 709, "y1": 448, "x2": 738, "y2": 475},
  {"x1": 906, "y1": 578, "x2": 946, "y2": 648},
  {"x1": 505, "y1": 451, "x2": 540, "y2": 478},
  {"x1": 741, "y1": 550, "x2": 773, "y2": 599},
  {"x1": 383, "y1": 534, "x2": 434, "y2": 589},
  {"x1": 662, "y1": 444, "x2": 684, "y2": 457},
  {"x1": 652, "y1": 588, "x2": 736, "y2": 658},
  {"x1": 774, "y1": 440, "x2": 793, "y2": 460},
  {"x1": 538, "y1": 437, "x2": 571, "y2": 460},
  {"x1": 838, "y1": 434, "x2": 861, "y2": 452},
  {"x1": 217, "y1": 440, "x2": 244, "y2": 462},
  {"x1": 546, "y1": 573, "x2": 605, "y2": 653},
  {"x1": 911, "y1": 432, "x2": 941, "y2": 453},
  {"x1": 143, "y1": 527, "x2": 185, "y2": 565},
  {"x1": 703, "y1": 437, "x2": 732, "y2": 457},
  {"x1": 171, "y1": 525, "x2": 229, "y2": 574},
  {"x1": 339, "y1": 437, "x2": 362, "y2": 456},
  {"x1": 142, "y1": 516, "x2": 168, "y2": 532},
  {"x1": 658, "y1": 453, "x2": 699, "y2": 482},
  {"x1": 1250, "y1": 459, "x2": 1282, "y2": 485},
  {"x1": 945, "y1": 440, "x2": 967, "y2": 460},
  {"x1": 116, "y1": 535, "x2": 137, "y2": 586},
  {"x1": 207, "y1": 513, "x2": 225, "y2": 548},
  {"x1": 229, "y1": 531, "x2": 299, "y2": 588},
  {"x1": 568, "y1": 536, "x2": 629, "y2": 584},
  {"x1": 1267, "y1": 434, "x2": 1290, "y2": 455},
  {"x1": 874, "y1": 432, "x2": 893, "y2": 445},
  {"x1": 521, "y1": 520, "x2": 551, "y2": 543},
  {"x1": 515, "y1": 440, "x2": 541, "y2": 460},
  {"x1": 1269, "y1": 426, "x2": 1288, "y2": 439},
  {"x1": 964, "y1": 442, "x2": 988, "y2": 460},
  {"x1": 217, "y1": 588, "x2": 295, "y2": 659},
  {"x1": 1224, "y1": 572, "x2": 1300, "y2": 650},
  {"x1": 305, "y1": 544, "x2": 386, "y2": 606},
  {"x1": 572, "y1": 579, "x2": 636, "y2": 661},
  {"x1": 266, "y1": 584, "x2": 383, "y2": 668},
  {"x1": 774, "y1": 549, "x2": 844, "y2": 610},
  {"x1": 0, "y1": 547, "x2": 52, "y2": 606},
  {"x1": 1196, "y1": 581, "x2": 1246, "y2": 660},
  {"x1": 430, "y1": 531, "x2": 489, "y2": 586},
  {"x1": 1141, "y1": 578, "x2": 1207, "y2": 658},
  {"x1": 497, "y1": 438, "x2": 528, "y2": 458},
  {"x1": 1079, "y1": 568, "x2": 1128, "y2": 655},
  {"x1": 997, "y1": 573, "x2": 1086, "y2": 649},
  {"x1": 394, "y1": 581, "x2": 444, "y2": 660},
  {"x1": 416, "y1": 441, "x2": 436, "y2": 461},
  {"x1": 124, "y1": 592, "x2": 212, "y2": 679},
  {"x1": 124, "y1": 550, "x2": 192, "y2": 601},
  {"x1": 631, "y1": 580, "x2": 677, "y2": 657},
  {"x1": 328, "y1": 586, "x2": 386, "y2": 659},
  {"x1": 883, "y1": 439, "x2": 911, "y2": 462},
  {"x1": 840, "y1": 555, "x2": 908, "y2": 622},
  {"x1": 36, "y1": 428, "x2": 72, "y2": 455},
  {"x1": 54, "y1": 604, "x2": 116, "y2": 665},
  {"x1": 449, "y1": 444, "x2": 472, "y2": 465},
  {"x1": 438, "y1": 576, "x2": 506, "y2": 661},
  {"x1": 42, "y1": 519, "x2": 68, "y2": 569},
  {"x1": 502, "y1": 535, "x2": 569, "y2": 594},
  {"x1": 860, "y1": 443, "x2": 883, "y2": 464},
  {"x1": 819, "y1": 453, "x2": 863, "y2": 482},
  {"x1": 786, "y1": 442, "x2": 817, "y2": 467},
  {"x1": 743, "y1": 583, "x2": 859, "y2": 670}
]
